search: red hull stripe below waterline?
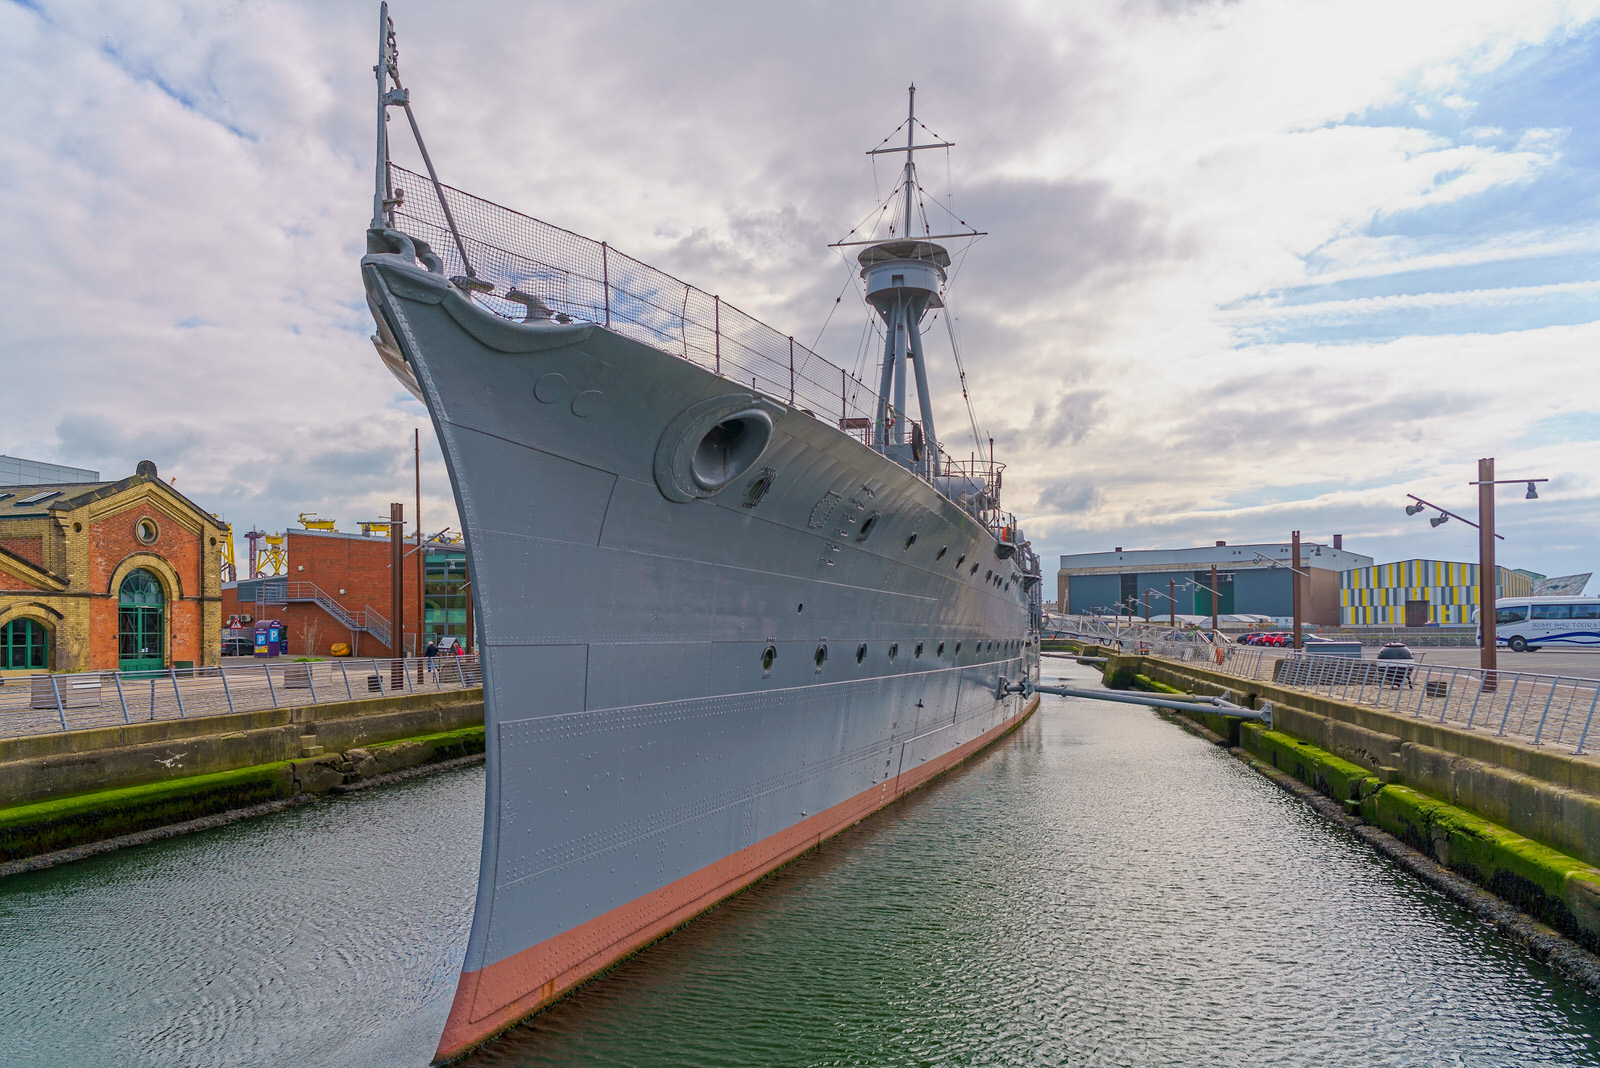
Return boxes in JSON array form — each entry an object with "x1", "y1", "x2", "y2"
[{"x1": 433, "y1": 693, "x2": 1040, "y2": 1063}]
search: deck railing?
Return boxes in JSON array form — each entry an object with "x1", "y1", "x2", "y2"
[
  {"x1": 0, "y1": 656, "x2": 481, "y2": 740},
  {"x1": 385, "y1": 164, "x2": 1015, "y2": 531}
]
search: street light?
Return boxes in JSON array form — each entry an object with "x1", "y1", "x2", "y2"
[
  {"x1": 1430, "y1": 514, "x2": 1448, "y2": 528},
  {"x1": 1405, "y1": 459, "x2": 1547, "y2": 687}
]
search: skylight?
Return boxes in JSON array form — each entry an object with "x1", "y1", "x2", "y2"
[{"x1": 15, "y1": 490, "x2": 61, "y2": 505}]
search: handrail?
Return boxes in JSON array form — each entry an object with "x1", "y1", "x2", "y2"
[
  {"x1": 0, "y1": 655, "x2": 482, "y2": 739},
  {"x1": 385, "y1": 164, "x2": 1015, "y2": 530}
]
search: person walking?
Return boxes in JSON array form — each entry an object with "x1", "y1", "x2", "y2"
[{"x1": 425, "y1": 639, "x2": 439, "y2": 674}]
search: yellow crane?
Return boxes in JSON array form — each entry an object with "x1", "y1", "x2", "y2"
[{"x1": 298, "y1": 512, "x2": 337, "y2": 532}]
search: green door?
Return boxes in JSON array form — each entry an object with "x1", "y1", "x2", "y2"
[{"x1": 118, "y1": 569, "x2": 165, "y2": 673}]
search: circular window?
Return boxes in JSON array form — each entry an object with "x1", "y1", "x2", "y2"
[
  {"x1": 954, "y1": 641, "x2": 962, "y2": 655},
  {"x1": 903, "y1": 533, "x2": 918, "y2": 550},
  {"x1": 970, "y1": 563, "x2": 980, "y2": 575},
  {"x1": 856, "y1": 643, "x2": 867, "y2": 664},
  {"x1": 135, "y1": 518, "x2": 159, "y2": 544},
  {"x1": 937, "y1": 641, "x2": 945, "y2": 657},
  {"x1": 72, "y1": 522, "x2": 83, "y2": 533},
  {"x1": 888, "y1": 642, "x2": 899, "y2": 662},
  {"x1": 956, "y1": 554, "x2": 965, "y2": 567},
  {"x1": 762, "y1": 645, "x2": 777, "y2": 672},
  {"x1": 936, "y1": 546, "x2": 947, "y2": 560},
  {"x1": 814, "y1": 643, "x2": 828, "y2": 669},
  {"x1": 914, "y1": 642, "x2": 924, "y2": 659}
]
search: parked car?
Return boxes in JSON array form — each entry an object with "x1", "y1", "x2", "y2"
[
  {"x1": 1235, "y1": 632, "x2": 1262, "y2": 645},
  {"x1": 222, "y1": 637, "x2": 253, "y2": 657}
]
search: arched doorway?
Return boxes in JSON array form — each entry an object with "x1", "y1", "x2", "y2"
[
  {"x1": 1, "y1": 618, "x2": 50, "y2": 670},
  {"x1": 118, "y1": 569, "x2": 165, "y2": 673}
]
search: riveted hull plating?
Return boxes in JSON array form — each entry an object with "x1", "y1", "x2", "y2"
[{"x1": 361, "y1": 252, "x2": 1038, "y2": 1063}]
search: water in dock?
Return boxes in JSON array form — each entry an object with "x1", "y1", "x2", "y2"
[{"x1": 2, "y1": 662, "x2": 1597, "y2": 1067}]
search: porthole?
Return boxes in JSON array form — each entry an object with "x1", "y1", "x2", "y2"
[
  {"x1": 937, "y1": 641, "x2": 945, "y2": 657},
  {"x1": 955, "y1": 554, "x2": 965, "y2": 567},
  {"x1": 985, "y1": 569, "x2": 993, "y2": 581},
  {"x1": 915, "y1": 642, "x2": 924, "y2": 659},
  {"x1": 135, "y1": 518, "x2": 159, "y2": 544},
  {"x1": 74, "y1": 523, "x2": 83, "y2": 533},
  {"x1": 856, "y1": 512, "x2": 880, "y2": 542},
  {"x1": 936, "y1": 546, "x2": 947, "y2": 560},
  {"x1": 904, "y1": 533, "x2": 918, "y2": 550},
  {"x1": 954, "y1": 641, "x2": 962, "y2": 655},
  {"x1": 857, "y1": 643, "x2": 867, "y2": 664},
  {"x1": 814, "y1": 643, "x2": 828, "y2": 669},
  {"x1": 762, "y1": 645, "x2": 777, "y2": 672},
  {"x1": 797, "y1": 603, "x2": 804, "y2": 613},
  {"x1": 888, "y1": 642, "x2": 899, "y2": 662},
  {"x1": 970, "y1": 562, "x2": 979, "y2": 575}
]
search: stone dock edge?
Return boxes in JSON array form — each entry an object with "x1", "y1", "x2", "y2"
[{"x1": 0, "y1": 724, "x2": 486, "y2": 876}]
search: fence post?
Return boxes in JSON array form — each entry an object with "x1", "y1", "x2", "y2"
[
  {"x1": 602, "y1": 241, "x2": 610, "y2": 327},
  {"x1": 48, "y1": 674, "x2": 66, "y2": 731},
  {"x1": 1532, "y1": 680, "x2": 1561, "y2": 745},
  {"x1": 264, "y1": 662, "x2": 278, "y2": 708},
  {"x1": 171, "y1": 668, "x2": 186, "y2": 718},
  {"x1": 714, "y1": 295, "x2": 721, "y2": 375},
  {"x1": 841, "y1": 368, "x2": 847, "y2": 427},
  {"x1": 789, "y1": 336, "x2": 795, "y2": 405},
  {"x1": 113, "y1": 670, "x2": 129, "y2": 724},
  {"x1": 306, "y1": 662, "x2": 319, "y2": 704},
  {"x1": 1496, "y1": 675, "x2": 1522, "y2": 736},
  {"x1": 1576, "y1": 687, "x2": 1599, "y2": 755},
  {"x1": 340, "y1": 659, "x2": 353, "y2": 701},
  {"x1": 220, "y1": 663, "x2": 235, "y2": 716}
]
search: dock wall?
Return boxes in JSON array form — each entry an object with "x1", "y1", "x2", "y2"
[
  {"x1": 0, "y1": 688, "x2": 484, "y2": 808},
  {"x1": 0, "y1": 689, "x2": 485, "y2": 867}
]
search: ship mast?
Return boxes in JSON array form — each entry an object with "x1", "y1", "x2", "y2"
[{"x1": 851, "y1": 86, "x2": 956, "y2": 475}]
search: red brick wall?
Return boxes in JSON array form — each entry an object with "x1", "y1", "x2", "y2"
[
  {"x1": 223, "y1": 531, "x2": 427, "y2": 659},
  {"x1": 90, "y1": 499, "x2": 206, "y2": 670},
  {"x1": 0, "y1": 571, "x2": 38, "y2": 591},
  {"x1": 0, "y1": 537, "x2": 43, "y2": 568}
]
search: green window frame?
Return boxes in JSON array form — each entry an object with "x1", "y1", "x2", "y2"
[{"x1": 1, "y1": 619, "x2": 50, "y2": 670}]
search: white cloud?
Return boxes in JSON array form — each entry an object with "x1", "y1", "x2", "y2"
[{"x1": 3, "y1": 0, "x2": 1599, "y2": 579}]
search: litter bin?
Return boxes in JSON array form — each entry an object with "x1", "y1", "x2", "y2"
[{"x1": 1376, "y1": 642, "x2": 1415, "y2": 688}]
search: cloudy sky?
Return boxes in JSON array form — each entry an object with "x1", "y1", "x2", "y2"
[{"x1": 4, "y1": 0, "x2": 1599, "y2": 581}]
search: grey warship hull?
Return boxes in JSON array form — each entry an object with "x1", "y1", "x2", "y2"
[{"x1": 363, "y1": 243, "x2": 1038, "y2": 1060}]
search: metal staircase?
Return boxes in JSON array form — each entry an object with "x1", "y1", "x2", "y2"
[{"x1": 254, "y1": 581, "x2": 393, "y2": 649}]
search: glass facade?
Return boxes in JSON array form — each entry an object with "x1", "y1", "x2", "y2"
[
  {"x1": 424, "y1": 547, "x2": 468, "y2": 641},
  {"x1": 1, "y1": 618, "x2": 49, "y2": 669}
]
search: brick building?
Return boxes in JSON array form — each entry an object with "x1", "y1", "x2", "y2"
[
  {"x1": 220, "y1": 527, "x2": 469, "y2": 659},
  {"x1": 0, "y1": 459, "x2": 228, "y2": 674}
]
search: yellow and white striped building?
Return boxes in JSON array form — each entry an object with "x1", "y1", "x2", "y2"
[{"x1": 1340, "y1": 560, "x2": 1535, "y2": 626}]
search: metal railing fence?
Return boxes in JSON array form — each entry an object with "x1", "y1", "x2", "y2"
[
  {"x1": 1143, "y1": 648, "x2": 1598, "y2": 756},
  {"x1": 384, "y1": 165, "x2": 1014, "y2": 526},
  {"x1": 0, "y1": 656, "x2": 481, "y2": 740}
]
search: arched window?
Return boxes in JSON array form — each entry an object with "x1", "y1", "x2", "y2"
[
  {"x1": 0, "y1": 619, "x2": 49, "y2": 670},
  {"x1": 118, "y1": 569, "x2": 165, "y2": 672}
]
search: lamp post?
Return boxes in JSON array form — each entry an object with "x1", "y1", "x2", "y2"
[{"x1": 1405, "y1": 458, "x2": 1546, "y2": 688}]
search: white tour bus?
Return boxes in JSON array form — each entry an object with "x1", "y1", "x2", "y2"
[{"x1": 1493, "y1": 596, "x2": 1600, "y2": 652}]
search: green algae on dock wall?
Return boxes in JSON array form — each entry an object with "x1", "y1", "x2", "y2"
[
  {"x1": 0, "y1": 725, "x2": 485, "y2": 864},
  {"x1": 1240, "y1": 721, "x2": 1600, "y2": 953}
]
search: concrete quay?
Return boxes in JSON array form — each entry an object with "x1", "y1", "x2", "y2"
[{"x1": 0, "y1": 687, "x2": 484, "y2": 868}]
